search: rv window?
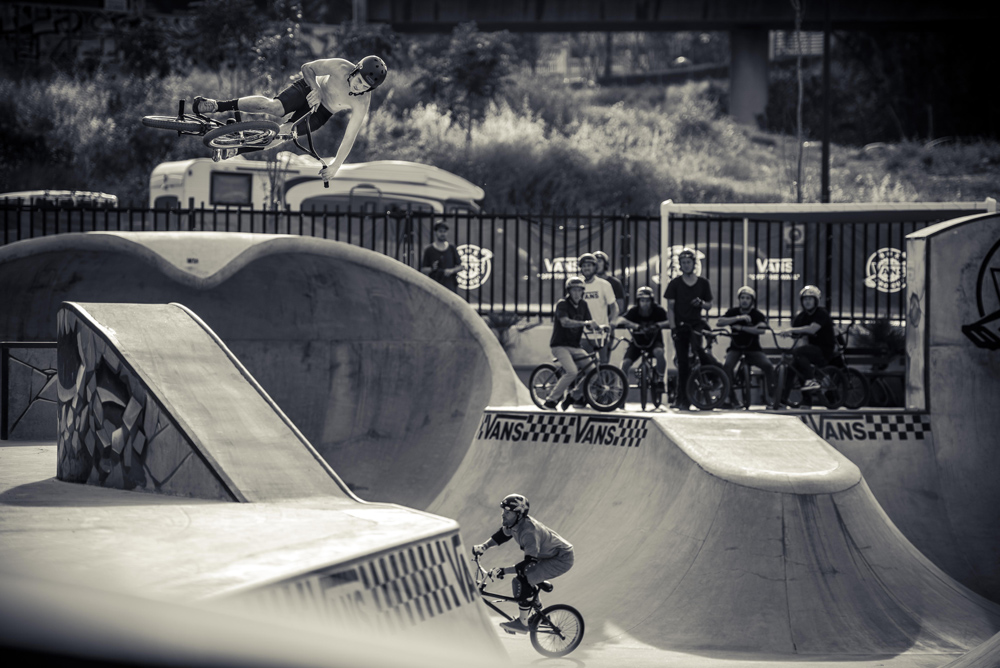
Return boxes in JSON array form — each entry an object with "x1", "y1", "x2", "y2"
[
  {"x1": 211, "y1": 172, "x2": 252, "y2": 206},
  {"x1": 154, "y1": 195, "x2": 180, "y2": 209}
]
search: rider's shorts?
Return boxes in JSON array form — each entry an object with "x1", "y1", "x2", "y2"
[
  {"x1": 275, "y1": 78, "x2": 333, "y2": 132},
  {"x1": 623, "y1": 342, "x2": 662, "y2": 363},
  {"x1": 522, "y1": 547, "x2": 575, "y2": 587}
]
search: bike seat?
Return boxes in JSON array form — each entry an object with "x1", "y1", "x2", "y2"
[{"x1": 538, "y1": 581, "x2": 553, "y2": 593}]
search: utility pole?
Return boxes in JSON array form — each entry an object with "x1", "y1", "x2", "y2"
[
  {"x1": 353, "y1": 0, "x2": 367, "y2": 25},
  {"x1": 821, "y1": 0, "x2": 831, "y2": 203}
]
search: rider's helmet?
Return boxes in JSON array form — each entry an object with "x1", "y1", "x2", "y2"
[
  {"x1": 593, "y1": 250, "x2": 610, "y2": 268},
  {"x1": 500, "y1": 493, "x2": 530, "y2": 516},
  {"x1": 677, "y1": 247, "x2": 696, "y2": 263},
  {"x1": 565, "y1": 275, "x2": 586, "y2": 292},
  {"x1": 353, "y1": 55, "x2": 388, "y2": 91},
  {"x1": 636, "y1": 286, "x2": 655, "y2": 301},
  {"x1": 737, "y1": 285, "x2": 757, "y2": 302},
  {"x1": 800, "y1": 285, "x2": 821, "y2": 301},
  {"x1": 577, "y1": 252, "x2": 597, "y2": 267}
]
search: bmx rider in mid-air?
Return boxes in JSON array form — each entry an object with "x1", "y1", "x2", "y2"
[{"x1": 193, "y1": 55, "x2": 387, "y2": 179}]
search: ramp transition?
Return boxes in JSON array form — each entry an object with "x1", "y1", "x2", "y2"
[{"x1": 428, "y1": 409, "x2": 1000, "y2": 657}]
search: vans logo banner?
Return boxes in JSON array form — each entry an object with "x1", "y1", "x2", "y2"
[
  {"x1": 799, "y1": 413, "x2": 931, "y2": 442},
  {"x1": 477, "y1": 413, "x2": 648, "y2": 448}
]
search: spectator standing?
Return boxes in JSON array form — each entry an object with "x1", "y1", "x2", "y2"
[
  {"x1": 421, "y1": 221, "x2": 464, "y2": 292},
  {"x1": 577, "y1": 253, "x2": 619, "y2": 363},
  {"x1": 594, "y1": 251, "x2": 626, "y2": 315},
  {"x1": 664, "y1": 248, "x2": 713, "y2": 410}
]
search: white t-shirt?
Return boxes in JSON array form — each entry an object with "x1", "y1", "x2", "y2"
[{"x1": 582, "y1": 276, "x2": 616, "y2": 326}]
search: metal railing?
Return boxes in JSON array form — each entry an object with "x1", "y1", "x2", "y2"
[{"x1": 2, "y1": 202, "x2": 979, "y2": 325}]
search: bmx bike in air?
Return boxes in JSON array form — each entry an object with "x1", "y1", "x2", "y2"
[
  {"x1": 472, "y1": 554, "x2": 585, "y2": 657},
  {"x1": 142, "y1": 99, "x2": 330, "y2": 186}
]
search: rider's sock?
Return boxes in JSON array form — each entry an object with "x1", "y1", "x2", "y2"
[
  {"x1": 216, "y1": 99, "x2": 240, "y2": 112},
  {"x1": 519, "y1": 607, "x2": 531, "y2": 624}
]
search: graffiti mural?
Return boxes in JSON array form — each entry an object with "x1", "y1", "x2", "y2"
[{"x1": 56, "y1": 305, "x2": 233, "y2": 500}]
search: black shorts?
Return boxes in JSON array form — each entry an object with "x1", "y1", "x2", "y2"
[
  {"x1": 275, "y1": 78, "x2": 333, "y2": 132},
  {"x1": 624, "y1": 341, "x2": 662, "y2": 363}
]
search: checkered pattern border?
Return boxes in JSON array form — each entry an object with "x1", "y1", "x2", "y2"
[
  {"x1": 864, "y1": 413, "x2": 932, "y2": 440},
  {"x1": 521, "y1": 413, "x2": 574, "y2": 443},
  {"x1": 240, "y1": 533, "x2": 475, "y2": 633},
  {"x1": 481, "y1": 412, "x2": 650, "y2": 448},
  {"x1": 614, "y1": 418, "x2": 649, "y2": 448}
]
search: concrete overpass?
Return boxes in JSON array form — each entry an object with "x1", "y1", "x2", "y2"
[{"x1": 365, "y1": 0, "x2": 998, "y2": 126}]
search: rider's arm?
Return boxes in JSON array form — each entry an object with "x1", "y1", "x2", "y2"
[
  {"x1": 666, "y1": 299, "x2": 676, "y2": 330},
  {"x1": 788, "y1": 321, "x2": 821, "y2": 336},
  {"x1": 300, "y1": 57, "x2": 351, "y2": 85},
  {"x1": 321, "y1": 101, "x2": 370, "y2": 180}
]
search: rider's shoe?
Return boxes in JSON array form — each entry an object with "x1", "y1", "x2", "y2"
[
  {"x1": 499, "y1": 619, "x2": 531, "y2": 635},
  {"x1": 560, "y1": 396, "x2": 574, "y2": 411},
  {"x1": 542, "y1": 400, "x2": 558, "y2": 411},
  {"x1": 801, "y1": 379, "x2": 821, "y2": 392},
  {"x1": 193, "y1": 96, "x2": 218, "y2": 114}
]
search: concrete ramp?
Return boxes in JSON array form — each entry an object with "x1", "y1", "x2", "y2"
[
  {"x1": 56, "y1": 301, "x2": 354, "y2": 502},
  {"x1": 0, "y1": 232, "x2": 529, "y2": 506},
  {"x1": 429, "y1": 410, "x2": 1000, "y2": 656}
]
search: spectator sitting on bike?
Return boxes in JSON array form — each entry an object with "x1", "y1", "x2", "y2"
[
  {"x1": 664, "y1": 248, "x2": 713, "y2": 410},
  {"x1": 716, "y1": 286, "x2": 777, "y2": 408},
  {"x1": 473, "y1": 494, "x2": 575, "y2": 635},
  {"x1": 193, "y1": 55, "x2": 387, "y2": 174},
  {"x1": 618, "y1": 286, "x2": 669, "y2": 400},
  {"x1": 777, "y1": 285, "x2": 836, "y2": 392},
  {"x1": 543, "y1": 276, "x2": 598, "y2": 411},
  {"x1": 593, "y1": 250, "x2": 626, "y2": 317},
  {"x1": 578, "y1": 253, "x2": 619, "y2": 364}
]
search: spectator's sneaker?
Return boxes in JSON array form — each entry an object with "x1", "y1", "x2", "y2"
[
  {"x1": 801, "y1": 379, "x2": 821, "y2": 392},
  {"x1": 572, "y1": 399, "x2": 588, "y2": 409},
  {"x1": 193, "y1": 96, "x2": 218, "y2": 114},
  {"x1": 542, "y1": 400, "x2": 558, "y2": 411},
  {"x1": 499, "y1": 619, "x2": 530, "y2": 635}
]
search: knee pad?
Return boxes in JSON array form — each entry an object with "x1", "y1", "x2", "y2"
[{"x1": 511, "y1": 574, "x2": 535, "y2": 603}]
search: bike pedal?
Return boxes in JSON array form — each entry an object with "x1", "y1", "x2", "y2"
[{"x1": 502, "y1": 628, "x2": 516, "y2": 635}]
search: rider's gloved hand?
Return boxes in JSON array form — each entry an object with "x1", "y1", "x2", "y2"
[
  {"x1": 489, "y1": 567, "x2": 506, "y2": 580},
  {"x1": 472, "y1": 543, "x2": 489, "y2": 557}
]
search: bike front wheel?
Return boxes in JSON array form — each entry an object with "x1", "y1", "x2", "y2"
[
  {"x1": 638, "y1": 364, "x2": 649, "y2": 411},
  {"x1": 529, "y1": 364, "x2": 561, "y2": 409},
  {"x1": 583, "y1": 365, "x2": 628, "y2": 411},
  {"x1": 732, "y1": 361, "x2": 752, "y2": 409},
  {"x1": 687, "y1": 365, "x2": 731, "y2": 410},
  {"x1": 142, "y1": 115, "x2": 206, "y2": 133},
  {"x1": 203, "y1": 120, "x2": 281, "y2": 149},
  {"x1": 817, "y1": 366, "x2": 848, "y2": 409},
  {"x1": 530, "y1": 603, "x2": 585, "y2": 657}
]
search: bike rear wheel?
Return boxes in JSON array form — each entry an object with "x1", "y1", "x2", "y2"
[
  {"x1": 529, "y1": 364, "x2": 561, "y2": 409},
  {"x1": 142, "y1": 115, "x2": 206, "y2": 133},
  {"x1": 530, "y1": 604, "x2": 585, "y2": 657},
  {"x1": 202, "y1": 120, "x2": 280, "y2": 149},
  {"x1": 583, "y1": 365, "x2": 628, "y2": 411},
  {"x1": 687, "y1": 365, "x2": 730, "y2": 410},
  {"x1": 841, "y1": 368, "x2": 870, "y2": 409}
]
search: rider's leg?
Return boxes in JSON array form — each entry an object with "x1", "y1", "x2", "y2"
[
  {"x1": 723, "y1": 349, "x2": 742, "y2": 404},
  {"x1": 673, "y1": 328, "x2": 692, "y2": 407},
  {"x1": 746, "y1": 351, "x2": 777, "y2": 402},
  {"x1": 546, "y1": 347, "x2": 581, "y2": 405},
  {"x1": 621, "y1": 345, "x2": 639, "y2": 377}
]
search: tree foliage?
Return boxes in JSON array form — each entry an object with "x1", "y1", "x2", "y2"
[{"x1": 414, "y1": 22, "x2": 516, "y2": 144}]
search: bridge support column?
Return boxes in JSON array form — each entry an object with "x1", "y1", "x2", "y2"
[{"x1": 729, "y1": 27, "x2": 770, "y2": 126}]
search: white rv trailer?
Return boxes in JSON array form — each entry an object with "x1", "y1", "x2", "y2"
[{"x1": 148, "y1": 152, "x2": 484, "y2": 213}]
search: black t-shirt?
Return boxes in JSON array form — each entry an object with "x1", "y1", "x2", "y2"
[
  {"x1": 665, "y1": 276, "x2": 713, "y2": 325},
  {"x1": 550, "y1": 298, "x2": 592, "y2": 347},
  {"x1": 623, "y1": 304, "x2": 667, "y2": 348},
  {"x1": 601, "y1": 273, "x2": 626, "y2": 306},
  {"x1": 421, "y1": 244, "x2": 462, "y2": 292},
  {"x1": 723, "y1": 307, "x2": 768, "y2": 351},
  {"x1": 792, "y1": 307, "x2": 836, "y2": 359}
]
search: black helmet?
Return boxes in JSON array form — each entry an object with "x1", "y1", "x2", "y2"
[
  {"x1": 500, "y1": 493, "x2": 529, "y2": 515},
  {"x1": 353, "y1": 55, "x2": 388, "y2": 90}
]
